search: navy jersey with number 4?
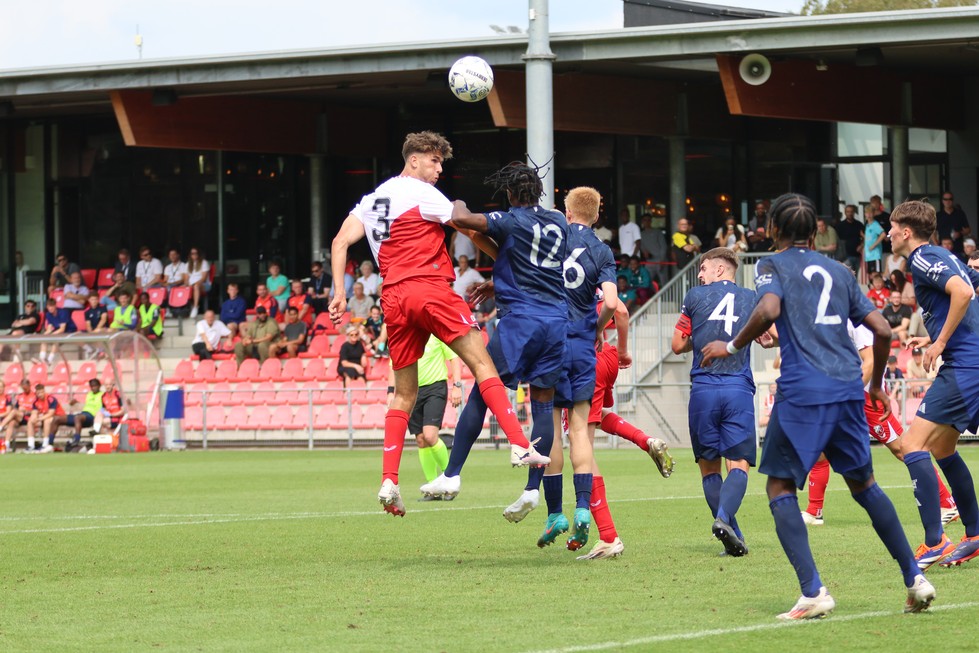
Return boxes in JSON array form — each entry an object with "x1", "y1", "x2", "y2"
[
  {"x1": 755, "y1": 248, "x2": 874, "y2": 405},
  {"x1": 486, "y1": 205, "x2": 568, "y2": 319},
  {"x1": 908, "y1": 244, "x2": 979, "y2": 369},
  {"x1": 677, "y1": 280, "x2": 755, "y2": 391},
  {"x1": 563, "y1": 223, "x2": 617, "y2": 328}
]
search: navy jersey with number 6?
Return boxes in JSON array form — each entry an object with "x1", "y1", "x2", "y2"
[
  {"x1": 486, "y1": 205, "x2": 568, "y2": 319},
  {"x1": 563, "y1": 223, "x2": 617, "y2": 328},
  {"x1": 754, "y1": 248, "x2": 875, "y2": 405},
  {"x1": 908, "y1": 244, "x2": 979, "y2": 369},
  {"x1": 677, "y1": 280, "x2": 755, "y2": 391}
]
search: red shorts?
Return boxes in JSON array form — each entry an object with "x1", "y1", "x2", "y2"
[
  {"x1": 589, "y1": 344, "x2": 620, "y2": 424},
  {"x1": 865, "y1": 392, "x2": 902, "y2": 445},
  {"x1": 381, "y1": 278, "x2": 478, "y2": 371}
]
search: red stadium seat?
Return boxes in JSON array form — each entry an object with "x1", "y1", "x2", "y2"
[
  {"x1": 279, "y1": 358, "x2": 305, "y2": 382},
  {"x1": 168, "y1": 286, "x2": 192, "y2": 310},
  {"x1": 328, "y1": 336, "x2": 347, "y2": 357},
  {"x1": 236, "y1": 358, "x2": 261, "y2": 383},
  {"x1": 221, "y1": 408, "x2": 249, "y2": 430},
  {"x1": 97, "y1": 268, "x2": 115, "y2": 288},
  {"x1": 185, "y1": 386, "x2": 203, "y2": 407},
  {"x1": 80, "y1": 269, "x2": 97, "y2": 289},
  {"x1": 207, "y1": 382, "x2": 238, "y2": 406},
  {"x1": 100, "y1": 362, "x2": 115, "y2": 384},
  {"x1": 165, "y1": 360, "x2": 194, "y2": 384},
  {"x1": 214, "y1": 359, "x2": 238, "y2": 382},
  {"x1": 200, "y1": 406, "x2": 226, "y2": 430},
  {"x1": 317, "y1": 405, "x2": 349, "y2": 429},
  {"x1": 2, "y1": 364, "x2": 24, "y2": 386},
  {"x1": 50, "y1": 289, "x2": 65, "y2": 308},
  {"x1": 74, "y1": 361, "x2": 98, "y2": 387},
  {"x1": 367, "y1": 358, "x2": 390, "y2": 381},
  {"x1": 71, "y1": 310, "x2": 87, "y2": 333},
  {"x1": 49, "y1": 361, "x2": 71, "y2": 386},
  {"x1": 302, "y1": 358, "x2": 327, "y2": 381},
  {"x1": 311, "y1": 312, "x2": 339, "y2": 337},
  {"x1": 363, "y1": 387, "x2": 388, "y2": 404},
  {"x1": 27, "y1": 362, "x2": 47, "y2": 386},
  {"x1": 184, "y1": 406, "x2": 203, "y2": 430},
  {"x1": 245, "y1": 405, "x2": 272, "y2": 430},
  {"x1": 355, "y1": 404, "x2": 387, "y2": 429},
  {"x1": 300, "y1": 335, "x2": 331, "y2": 359},
  {"x1": 146, "y1": 287, "x2": 166, "y2": 307},
  {"x1": 271, "y1": 406, "x2": 303, "y2": 430},
  {"x1": 245, "y1": 382, "x2": 277, "y2": 407},
  {"x1": 191, "y1": 359, "x2": 217, "y2": 384},
  {"x1": 258, "y1": 358, "x2": 282, "y2": 381}
]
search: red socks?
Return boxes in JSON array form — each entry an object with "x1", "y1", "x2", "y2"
[
  {"x1": 600, "y1": 412, "x2": 648, "y2": 450},
  {"x1": 590, "y1": 475, "x2": 618, "y2": 543},
  {"x1": 382, "y1": 410, "x2": 409, "y2": 484},
  {"x1": 478, "y1": 378, "x2": 529, "y2": 448},
  {"x1": 935, "y1": 465, "x2": 956, "y2": 510},
  {"x1": 805, "y1": 459, "x2": 830, "y2": 518}
]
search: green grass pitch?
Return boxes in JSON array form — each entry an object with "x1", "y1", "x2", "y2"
[{"x1": 1, "y1": 446, "x2": 977, "y2": 652}]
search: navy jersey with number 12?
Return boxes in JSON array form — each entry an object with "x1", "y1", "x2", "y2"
[
  {"x1": 754, "y1": 248, "x2": 875, "y2": 405},
  {"x1": 676, "y1": 280, "x2": 755, "y2": 391}
]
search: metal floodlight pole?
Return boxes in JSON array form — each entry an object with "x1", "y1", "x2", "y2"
[{"x1": 524, "y1": 0, "x2": 556, "y2": 210}]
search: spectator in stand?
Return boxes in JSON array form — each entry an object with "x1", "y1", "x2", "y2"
[
  {"x1": 813, "y1": 218, "x2": 839, "y2": 259},
  {"x1": 135, "y1": 247, "x2": 164, "y2": 290},
  {"x1": 365, "y1": 305, "x2": 388, "y2": 357},
  {"x1": 82, "y1": 294, "x2": 108, "y2": 333},
  {"x1": 254, "y1": 283, "x2": 279, "y2": 320},
  {"x1": 748, "y1": 226, "x2": 773, "y2": 253},
  {"x1": 969, "y1": 250, "x2": 979, "y2": 272},
  {"x1": 835, "y1": 204, "x2": 863, "y2": 272},
  {"x1": 285, "y1": 279, "x2": 313, "y2": 327},
  {"x1": 38, "y1": 298, "x2": 76, "y2": 364},
  {"x1": 109, "y1": 292, "x2": 138, "y2": 331},
  {"x1": 137, "y1": 291, "x2": 164, "y2": 340},
  {"x1": 639, "y1": 213, "x2": 669, "y2": 287},
  {"x1": 714, "y1": 216, "x2": 748, "y2": 252},
  {"x1": 307, "y1": 261, "x2": 332, "y2": 314},
  {"x1": 26, "y1": 383, "x2": 65, "y2": 453},
  {"x1": 936, "y1": 191, "x2": 970, "y2": 253},
  {"x1": 114, "y1": 248, "x2": 137, "y2": 284},
  {"x1": 337, "y1": 324, "x2": 368, "y2": 385},
  {"x1": 884, "y1": 355, "x2": 905, "y2": 417},
  {"x1": 869, "y1": 194, "x2": 892, "y2": 254},
  {"x1": 186, "y1": 247, "x2": 211, "y2": 319},
  {"x1": 219, "y1": 283, "x2": 247, "y2": 337},
  {"x1": 268, "y1": 306, "x2": 307, "y2": 359},
  {"x1": 618, "y1": 208, "x2": 642, "y2": 258},
  {"x1": 356, "y1": 260, "x2": 380, "y2": 298},
  {"x1": 48, "y1": 253, "x2": 80, "y2": 295},
  {"x1": 593, "y1": 216, "x2": 613, "y2": 245},
  {"x1": 234, "y1": 306, "x2": 280, "y2": 365},
  {"x1": 470, "y1": 281, "x2": 498, "y2": 341},
  {"x1": 747, "y1": 201, "x2": 767, "y2": 232},
  {"x1": 888, "y1": 270, "x2": 916, "y2": 309},
  {"x1": 450, "y1": 229, "x2": 479, "y2": 267},
  {"x1": 617, "y1": 275, "x2": 637, "y2": 314},
  {"x1": 8, "y1": 300, "x2": 40, "y2": 336},
  {"x1": 671, "y1": 217, "x2": 700, "y2": 269},
  {"x1": 62, "y1": 271, "x2": 89, "y2": 310},
  {"x1": 940, "y1": 236, "x2": 955, "y2": 253},
  {"x1": 905, "y1": 347, "x2": 938, "y2": 397},
  {"x1": 452, "y1": 255, "x2": 484, "y2": 300},
  {"x1": 866, "y1": 272, "x2": 889, "y2": 309},
  {"x1": 881, "y1": 290, "x2": 912, "y2": 345},
  {"x1": 863, "y1": 205, "x2": 886, "y2": 275},
  {"x1": 190, "y1": 309, "x2": 230, "y2": 360},
  {"x1": 347, "y1": 282, "x2": 374, "y2": 323},
  {"x1": 759, "y1": 382, "x2": 777, "y2": 427},
  {"x1": 625, "y1": 256, "x2": 654, "y2": 304},
  {"x1": 960, "y1": 237, "x2": 976, "y2": 264},
  {"x1": 342, "y1": 260, "x2": 357, "y2": 297},
  {"x1": 266, "y1": 261, "x2": 289, "y2": 313},
  {"x1": 163, "y1": 248, "x2": 188, "y2": 289},
  {"x1": 885, "y1": 250, "x2": 906, "y2": 276},
  {"x1": 101, "y1": 271, "x2": 137, "y2": 310}
]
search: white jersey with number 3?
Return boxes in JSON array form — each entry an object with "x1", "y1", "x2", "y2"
[{"x1": 351, "y1": 176, "x2": 455, "y2": 287}]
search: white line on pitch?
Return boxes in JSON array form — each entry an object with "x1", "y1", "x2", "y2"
[
  {"x1": 519, "y1": 602, "x2": 979, "y2": 653},
  {"x1": 0, "y1": 483, "x2": 913, "y2": 534}
]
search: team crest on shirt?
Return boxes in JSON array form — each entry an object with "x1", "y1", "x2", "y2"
[
  {"x1": 755, "y1": 273, "x2": 773, "y2": 287},
  {"x1": 926, "y1": 261, "x2": 949, "y2": 282}
]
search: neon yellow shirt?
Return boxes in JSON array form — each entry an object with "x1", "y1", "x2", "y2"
[
  {"x1": 417, "y1": 335, "x2": 457, "y2": 387},
  {"x1": 83, "y1": 391, "x2": 104, "y2": 415}
]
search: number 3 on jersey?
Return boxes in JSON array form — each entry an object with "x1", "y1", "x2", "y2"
[
  {"x1": 708, "y1": 292, "x2": 739, "y2": 336},
  {"x1": 369, "y1": 198, "x2": 392, "y2": 243}
]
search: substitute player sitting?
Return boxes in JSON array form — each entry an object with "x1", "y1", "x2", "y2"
[
  {"x1": 329, "y1": 132, "x2": 548, "y2": 517},
  {"x1": 702, "y1": 193, "x2": 934, "y2": 619},
  {"x1": 672, "y1": 247, "x2": 756, "y2": 557}
]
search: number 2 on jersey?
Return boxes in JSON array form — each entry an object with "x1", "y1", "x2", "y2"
[
  {"x1": 707, "y1": 292, "x2": 738, "y2": 336},
  {"x1": 803, "y1": 264, "x2": 842, "y2": 325},
  {"x1": 370, "y1": 198, "x2": 392, "y2": 243}
]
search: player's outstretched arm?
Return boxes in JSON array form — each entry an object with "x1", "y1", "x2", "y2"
[
  {"x1": 329, "y1": 214, "x2": 366, "y2": 323},
  {"x1": 861, "y1": 309, "x2": 892, "y2": 418},
  {"x1": 450, "y1": 200, "x2": 489, "y2": 233},
  {"x1": 700, "y1": 293, "x2": 780, "y2": 367}
]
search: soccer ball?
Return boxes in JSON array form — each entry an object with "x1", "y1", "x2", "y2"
[{"x1": 448, "y1": 56, "x2": 494, "y2": 103}]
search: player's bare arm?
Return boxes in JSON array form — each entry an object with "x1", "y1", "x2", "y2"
[
  {"x1": 861, "y1": 309, "x2": 893, "y2": 418},
  {"x1": 329, "y1": 214, "x2": 366, "y2": 323},
  {"x1": 613, "y1": 297, "x2": 631, "y2": 368},
  {"x1": 701, "y1": 292, "x2": 780, "y2": 367},
  {"x1": 596, "y1": 281, "x2": 617, "y2": 350},
  {"x1": 922, "y1": 274, "x2": 974, "y2": 372},
  {"x1": 450, "y1": 200, "x2": 489, "y2": 233}
]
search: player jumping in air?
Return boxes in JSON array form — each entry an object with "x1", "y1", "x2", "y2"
[
  {"x1": 888, "y1": 199, "x2": 979, "y2": 569},
  {"x1": 672, "y1": 247, "x2": 756, "y2": 557},
  {"x1": 329, "y1": 133, "x2": 549, "y2": 517},
  {"x1": 702, "y1": 193, "x2": 934, "y2": 619}
]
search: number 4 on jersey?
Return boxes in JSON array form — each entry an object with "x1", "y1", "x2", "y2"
[{"x1": 708, "y1": 292, "x2": 739, "y2": 336}]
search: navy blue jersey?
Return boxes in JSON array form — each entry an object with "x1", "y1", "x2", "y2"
[
  {"x1": 563, "y1": 223, "x2": 617, "y2": 324},
  {"x1": 908, "y1": 244, "x2": 979, "y2": 368},
  {"x1": 486, "y1": 205, "x2": 569, "y2": 319},
  {"x1": 678, "y1": 280, "x2": 755, "y2": 391},
  {"x1": 755, "y1": 248, "x2": 874, "y2": 406}
]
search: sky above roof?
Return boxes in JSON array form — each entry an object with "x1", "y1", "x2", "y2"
[{"x1": 1, "y1": 0, "x2": 803, "y2": 71}]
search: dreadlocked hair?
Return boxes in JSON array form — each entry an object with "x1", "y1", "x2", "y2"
[
  {"x1": 484, "y1": 161, "x2": 544, "y2": 205},
  {"x1": 769, "y1": 193, "x2": 817, "y2": 246}
]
